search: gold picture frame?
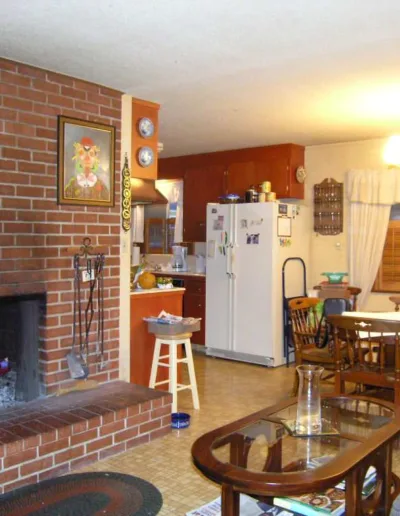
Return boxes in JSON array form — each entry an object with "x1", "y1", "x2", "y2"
[{"x1": 57, "y1": 116, "x2": 115, "y2": 207}]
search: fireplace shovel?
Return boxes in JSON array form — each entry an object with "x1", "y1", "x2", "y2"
[
  {"x1": 67, "y1": 255, "x2": 89, "y2": 380},
  {"x1": 66, "y1": 349, "x2": 89, "y2": 380}
]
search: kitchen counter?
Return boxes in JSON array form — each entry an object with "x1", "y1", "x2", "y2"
[
  {"x1": 130, "y1": 287, "x2": 184, "y2": 387},
  {"x1": 152, "y1": 271, "x2": 206, "y2": 278},
  {"x1": 130, "y1": 287, "x2": 186, "y2": 295}
]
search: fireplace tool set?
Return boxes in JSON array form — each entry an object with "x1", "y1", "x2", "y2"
[{"x1": 66, "y1": 238, "x2": 106, "y2": 380}]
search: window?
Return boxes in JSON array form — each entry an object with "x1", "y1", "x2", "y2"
[{"x1": 373, "y1": 204, "x2": 400, "y2": 292}]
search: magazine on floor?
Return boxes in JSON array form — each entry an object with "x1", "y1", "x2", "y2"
[
  {"x1": 186, "y1": 494, "x2": 301, "y2": 515},
  {"x1": 274, "y1": 457, "x2": 376, "y2": 516}
]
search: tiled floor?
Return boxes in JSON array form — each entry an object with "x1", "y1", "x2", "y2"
[
  {"x1": 78, "y1": 354, "x2": 295, "y2": 514},
  {"x1": 79, "y1": 354, "x2": 400, "y2": 515}
]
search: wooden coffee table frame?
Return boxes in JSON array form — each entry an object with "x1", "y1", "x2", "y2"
[{"x1": 191, "y1": 395, "x2": 400, "y2": 516}]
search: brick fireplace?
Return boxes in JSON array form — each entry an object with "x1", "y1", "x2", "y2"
[
  {"x1": 0, "y1": 58, "x2": 122, "y2": 396},
  {"x1": 0, "y1": 59, "x2": 174, "y2": 492}
]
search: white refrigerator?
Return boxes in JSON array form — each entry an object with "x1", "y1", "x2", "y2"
[{"x1": 205, "y1": 202, "x2": 311, "y2": 367}]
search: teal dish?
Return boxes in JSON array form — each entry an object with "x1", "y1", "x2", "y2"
[{"x1": 322, "y1": 272, "x2": 348, "y2": 284}]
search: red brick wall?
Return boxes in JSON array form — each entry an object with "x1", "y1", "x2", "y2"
[{"x1": 0, "y1": 58, "x2": 122, "y2": 394}]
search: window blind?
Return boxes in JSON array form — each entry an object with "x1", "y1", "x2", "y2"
[{"x1": 374, "y1": 220, "x2": 400, "y2": 292}]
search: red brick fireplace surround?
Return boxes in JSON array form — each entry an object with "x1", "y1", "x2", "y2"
[
  {"x1": 0, "y1": 58, "x2": 122, "y2": 395},
  {"x1": 0, "y1": 382, "x2": 172, "y2": 494}
]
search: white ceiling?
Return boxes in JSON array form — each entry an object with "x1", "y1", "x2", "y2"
[{"x1": 2, "y1": 1, "x2": 400, "y2": 157}]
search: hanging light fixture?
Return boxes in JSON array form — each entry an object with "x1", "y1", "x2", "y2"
[{"x1": 383, "y1": 135, "x2": 400, "y2": 168}]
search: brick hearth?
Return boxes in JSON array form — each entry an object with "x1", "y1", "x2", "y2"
[{"x1": 0, "y1": 381, "x2": 172, "y2": 494}]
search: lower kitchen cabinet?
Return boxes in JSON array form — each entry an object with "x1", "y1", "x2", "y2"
[
  {"x1": 153, "y1": 273, "x2": 206, "y2": 346},
  {"x1": 183, "y1": 278, "x2": 206, "y2": 346}
]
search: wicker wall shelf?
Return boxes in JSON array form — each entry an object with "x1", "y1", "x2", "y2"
[{"x1": 313, "y1": 178, "x2": 343, "y2": 235}]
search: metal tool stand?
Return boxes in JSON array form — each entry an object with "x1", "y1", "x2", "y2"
[
  {"x1": 67, "y1": 238, "x2": 106, "y2": 379},
  {"x1": 282, "y1": 257, "x2": 307, "y2": 367}
]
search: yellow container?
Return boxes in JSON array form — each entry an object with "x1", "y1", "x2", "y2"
[
  {"x1": 260, "y1": 181, "x2": 271, "y2": 193},
  {"x1": 266, "y1": 192, "x2": 276, "y2": 201},
  {"x1": 258, "y1": 192, "x2": 267, "y2": 202}
]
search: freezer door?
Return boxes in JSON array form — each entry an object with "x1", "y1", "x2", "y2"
[
  {"x1": 205, "y1": 204, "x2": 233, "y2": 352},
  {"x1": 231, "y1": 203, "x2": 276, "y2": 361}
]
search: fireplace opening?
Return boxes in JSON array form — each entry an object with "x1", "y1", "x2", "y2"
[{"x1": 0, "y1": 293, "x2": 44, "y2": 408}]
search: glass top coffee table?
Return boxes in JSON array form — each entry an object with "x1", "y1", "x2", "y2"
[{"x1": 191, "y1": 395, "x2": 400, "y2": 516}]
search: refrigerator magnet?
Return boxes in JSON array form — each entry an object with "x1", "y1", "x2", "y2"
[
  {"x1": 207, "y1": 240, "x2": 216, "y2": 258},
  {"x1": 240, "y1": 219, "x2": 248, "y2": 229},
  {"x1": 246, "y1": 233, "x2": 260, "y2": 245},
  {"x1": 278, "y1": 204, "x2": 288, "y2": 215},
  {"x1": 213, "y1": 216, "x2": 224, "y2": 230},
  {"x1": 277, "y1": 216, "x2": 291, "y2": 237}
]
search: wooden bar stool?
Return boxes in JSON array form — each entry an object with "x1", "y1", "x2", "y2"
[{"x1": 149, "y1": 332, "x2": 200, "y2": 413}]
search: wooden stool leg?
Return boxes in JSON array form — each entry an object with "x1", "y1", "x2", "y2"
[
  {"x1": 291, "y1": 369, "x2": 299, "y2": 397},
  {"x1": 170, "y1": 342, "x2": 178, "y2": 413},
  {"x1": 149, "y1": 338, "x2": 162, "y2": 389},
  {"x1": 184, "y1": 339, "x2": 200, "y2": 409}
]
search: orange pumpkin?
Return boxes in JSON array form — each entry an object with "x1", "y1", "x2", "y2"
[{"x1": 138, "y1": 271, "x2": 156, "y2": 289}]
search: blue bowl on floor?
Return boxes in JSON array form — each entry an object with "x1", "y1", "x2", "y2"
[{"x1": 171, "y1": 412, "x2": 191, "y2": 429}]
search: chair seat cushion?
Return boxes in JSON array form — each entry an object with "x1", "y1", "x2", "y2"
[{"x1": 300, "y1": 346, "x2": 335, "y2": 364}]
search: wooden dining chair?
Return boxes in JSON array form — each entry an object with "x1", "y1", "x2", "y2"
[
  {"x1": 328, "y1": 315, "x2": 400, "y2": 407},
  {"x1": 289, "y1": 297, "x2": 341, "y2": 396},
  {"x1": 389, "y1": 296, "x2": 400, "y2": 312}
]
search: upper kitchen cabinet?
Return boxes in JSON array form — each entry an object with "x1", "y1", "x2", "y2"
[
  {"x1": 226, "y1": 161, "x2": 257, "y2": 197},
  {"x1": 183, "y1": 165, "x2": 226, "y2": 242},
  {"x1": 131, "y1": 98, "x2": 160, "y2": 180},
  {"x1": 159, "y1": 144, "x2": 305, "y2": 199},
  {"x1": 225, "y1": 145, "x2": 305, "y2": 199},
  {"x1": 158, "y1": 143, "x2": 304, "y2": 242},
  {"x1": 255, "y1": 144, "x2": 305, "y2": 199}
]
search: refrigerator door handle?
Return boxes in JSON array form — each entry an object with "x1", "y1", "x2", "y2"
[
  {"x1": 226, "y1": 244, "x2": 232, "y2": 275},
  {"x1": 230, "y1": 244, "x2": 236, "y2": 278}
]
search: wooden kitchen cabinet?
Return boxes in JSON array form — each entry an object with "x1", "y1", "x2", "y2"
[
  {"x1": 226, "y1": 161, "x2": 256, "y2": 197},
  {"x1": 144, "y1": 218, "x2": 165, "y2": 254},
  {"x1": 225, "y1": 148, "x2": 304, "y2": 199},
  {"x1": 159, "y1": 143, "x2": 305, "y2": 242},
  {"x1": 152, "y1": 273, "x2": 206, "y2": 346},
  {"x1": 183, "y1": 165, "x2": 226, "y2": 242},
  {"x1": 183, "y1": 277, "x2": 206, "y2": 346}
]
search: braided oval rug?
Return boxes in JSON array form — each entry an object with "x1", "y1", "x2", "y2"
[{"x1": 0, "y1": 472, "x2": 163, "y2": 516}]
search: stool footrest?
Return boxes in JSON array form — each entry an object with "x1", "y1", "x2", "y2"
[
  {"x1": 177, "y1": 384, "x2": 194, "y2": 392},
  {"x1": 155, "y1": 362, "x2": 170, "y2": 368},
  {"x1": 154, "y1": 380, "x2": 170, "y2": 387}
]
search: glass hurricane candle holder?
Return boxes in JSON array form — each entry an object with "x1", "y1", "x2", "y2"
[{"x1": 295, "y1": 365, "x2": 324, "y2": 436}]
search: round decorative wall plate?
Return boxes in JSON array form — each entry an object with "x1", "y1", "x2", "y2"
[
  {"x1": 138, "y1": 117, "x2": 155, "y2": 139},
  {"x1": 296, "y1": 166, "x2": 307, "y2": 183},
  {"x1": 137, "y1": 146, "x2": 154, "y2": 167}
]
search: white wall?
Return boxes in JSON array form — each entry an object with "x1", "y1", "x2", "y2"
[
  {"x1": 119, "y1": 95, "x2": 132, "y2": 382},
  {"x1": 305, "y1": 138, "x2": 393, "y2": 311}
]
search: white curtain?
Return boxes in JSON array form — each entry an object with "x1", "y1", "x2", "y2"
[{"x1": 347, "y1": 169, "x2": 400, "y2": 308}]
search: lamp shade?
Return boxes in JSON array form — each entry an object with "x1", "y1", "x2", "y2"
[{"x1": 384, "y1": 135, "x2": 400, "y2": 167}]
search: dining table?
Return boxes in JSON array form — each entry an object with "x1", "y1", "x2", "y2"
[{"x1": 341, "y1": 311, "x2": 400, "y2": 338}]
